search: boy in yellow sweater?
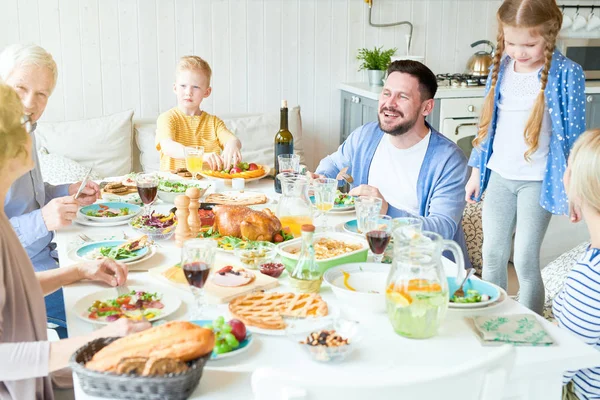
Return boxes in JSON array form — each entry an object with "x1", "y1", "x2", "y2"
[{"x1": 155, "y1": 56, "x2": 242, "y2": 172}]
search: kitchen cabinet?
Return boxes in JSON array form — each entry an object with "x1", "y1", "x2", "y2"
[
  {"x1": 586, "y1": 94, "x2": 600, "y2": 130},
  {"x1": 340, "y1": 91, "x2": 378, "y2": 143}
]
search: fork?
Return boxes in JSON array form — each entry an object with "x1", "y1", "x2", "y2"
[
  {"x1": 79, "y1": 233, "x2": 94, "y2": 242},
  {"x1": 452, "y1": 268, "x2": 475, "y2": 298}
]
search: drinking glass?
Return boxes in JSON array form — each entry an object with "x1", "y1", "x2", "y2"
[
  {"x1": 181, "y1": 239, "x2": 217, "y2": 320},
  {"x1": 311, "y1": 177, "x2": 338, "y2": 231},
  {"x1": 185, "y1": 146, "x2": 205, "y2": 179},
  {"x1": 278, "y1": 154, "x2": 300, "y2": 173},
  {"x1": 392, "y1": 217, "x2": 423, "y2": 242},
  {"x1": 366, "y1": 215, "x2": 392, "y2": 263},
  {"x1": 135, "y1": 173, "x2": 159, "y2": 215},
  {"x1": 355, "y1": 196, "x2": 383, "y2": 233}
]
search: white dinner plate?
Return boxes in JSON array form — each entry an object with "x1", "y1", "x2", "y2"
[{"x1": 72, "y1": 285, "x2": 181, "y2": 325}]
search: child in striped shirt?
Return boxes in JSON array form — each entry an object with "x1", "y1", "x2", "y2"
[
  {"x1": 553, "y1": 129, "x2": 600, "y2": 400},
  {"x1": 155, "y1": 55, "x2": 242, "y2": 172}
]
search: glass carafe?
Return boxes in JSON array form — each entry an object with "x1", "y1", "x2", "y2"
[
  {"x1": 276, "y1": 172, "x2": 313, "y2": 237},
  {"x1": 385, "y1": 230, "x2": 464, "y2": 339}
]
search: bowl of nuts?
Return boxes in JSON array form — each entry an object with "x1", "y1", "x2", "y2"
[
  {"x1": 286, "y1": 318, "x2": 362, "y2": 363},
  {"x1": 234, "y1": 242, "x2": 277, "y2": 270}
]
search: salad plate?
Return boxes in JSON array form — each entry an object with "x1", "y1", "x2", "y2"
[
  {"x1": 191, "y1": 320, "x2": 254, "y2": 360},
  {"x1": 72, "y1": 286, "x2": 181, "y2": 325},
  {"x1": 447, "y1": 277, "x2": 502, "y2": 309},
  {"x1": 75, "y1": 240, "x2": 150, "y2": 263},
  {"x1": 343, "y1": 217, "x2": 389, "y2": 235},
  {"x1": 78, "y1": 202, "x2": 141, "y2": 223}
]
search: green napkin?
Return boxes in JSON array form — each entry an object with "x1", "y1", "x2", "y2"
[{"x1": 470, "y1": 314, "x2": 554, "y2": 346}]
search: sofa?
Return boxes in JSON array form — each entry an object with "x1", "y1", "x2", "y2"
[{"x1": 34, "y1": 107, "x2": 306, "y2": 184}]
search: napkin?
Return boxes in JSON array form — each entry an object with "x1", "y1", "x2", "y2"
[{"x1": 469, "y1": 314, "x2": 554, "y2": 346}]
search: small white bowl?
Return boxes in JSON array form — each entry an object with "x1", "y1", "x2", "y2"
[
  {"x1": 323, "y1": 263, "x2": 390, "y2": 313},
  {"x1": 286, "y1": 318, "x2": 362, "y2": 363}
]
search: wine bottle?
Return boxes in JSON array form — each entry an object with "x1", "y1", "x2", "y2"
[{"x1": 274, "y1": 100, "x2": 294, "y2": 193}]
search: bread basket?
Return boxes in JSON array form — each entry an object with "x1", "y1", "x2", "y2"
[{"x1": 69, "y1": 337, "x2": 211, "y2": 400}]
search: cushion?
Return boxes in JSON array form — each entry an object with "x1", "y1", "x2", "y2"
[
  {"x1": 462, "y1": 201, "x2": 484, "y2": 276},
  {"x1": 35, "y1": 110, "x2": 134, "y2": 177},
  {"x1": 539, "y1": 241, "x2": 589, "y2": 320},
  {"x1": 134, "y1": 106, "x2": 305, "y2": 173},
  {"x1": 38, "y1": 148, "x2": 101, "y2": 185}
]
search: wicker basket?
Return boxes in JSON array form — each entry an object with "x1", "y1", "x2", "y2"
[{"x1": 69, "y1": 337, "x2": 211, "y2": 400}]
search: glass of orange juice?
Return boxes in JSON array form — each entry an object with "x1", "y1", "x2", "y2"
[
  {"x1": 184, "y1": 146, "x2": 205, "y2": 179},
  {"x1": 312, "y1": 177, "x2": 337, "y2": 231}
]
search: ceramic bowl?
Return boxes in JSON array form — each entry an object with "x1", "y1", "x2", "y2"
[{"x1": 323, "y1": 263, "x2": 389, "y2": 313}]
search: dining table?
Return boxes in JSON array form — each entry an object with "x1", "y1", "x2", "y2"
[{"x1": 56, "y1": 177, "x2": 599, "y2": 400}]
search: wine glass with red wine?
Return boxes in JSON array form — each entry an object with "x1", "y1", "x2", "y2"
[
  {"x1": 366, "y1": 215, "x2": 392, "y2": 263},
  {"x1": 181, "y1": 239, "x2": 218, "y2": 320},
  {"x1": 135, "y1": 173, "x2": 159, "y2": 215}
]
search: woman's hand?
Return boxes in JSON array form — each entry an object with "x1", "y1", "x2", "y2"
[
  {"x1": 465, "y1": 169, "x2": 481, "y2": 204},
  {"x1": 94, "y1": 317, "x2": 151, "y2": 338},
  {"x1": 77, "y1": 258, "x2": 128, "y2": 287},
  {"x1": 221, "y1": 139, "x2": 242, "y2": 171}
]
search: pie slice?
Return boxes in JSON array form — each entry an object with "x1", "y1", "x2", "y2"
[{"x1": 228, "y1": 292, "x2": 329, "y2": 330}]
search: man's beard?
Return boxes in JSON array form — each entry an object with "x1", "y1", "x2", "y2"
[{"x1": 377, "y1": 109, "x2": 419, "y2": 136}]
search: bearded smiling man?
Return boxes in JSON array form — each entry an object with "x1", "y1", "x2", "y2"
[{"x1": 314, "y1": 60, "x2": 470, "y2": 265}]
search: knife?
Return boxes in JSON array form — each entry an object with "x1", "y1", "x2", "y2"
[{"x1": 74, "y1": 168, "x2": 93, "y2": 200}]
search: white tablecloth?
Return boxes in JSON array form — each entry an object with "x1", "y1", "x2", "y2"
[{"x1": 56, "y1": 178, "x2": 599, "y2": 400}]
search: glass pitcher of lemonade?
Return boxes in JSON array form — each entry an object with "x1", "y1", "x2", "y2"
[
  {"x1": 276, "y1": 172, "x2": 313, "y2": 237},
  {"x1": 385, "y1": 230, "x2": 464, "y2": 339}
]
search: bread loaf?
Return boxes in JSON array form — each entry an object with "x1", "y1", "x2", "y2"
[{"x1": 85, "y1": 321, "x2": 214, "y2": 372}]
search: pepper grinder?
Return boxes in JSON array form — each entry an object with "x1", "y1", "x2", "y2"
[
  {"x1": 174, "y1": 195, "x2": 192, "y2": 247},
  {"x1": 186, "y1": 187, "x2": 201, "y2": 237}
]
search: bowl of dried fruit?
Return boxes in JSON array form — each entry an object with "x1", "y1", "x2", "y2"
[{"x1": 285, "y1": 318, "x2": 362, "y2": 363}]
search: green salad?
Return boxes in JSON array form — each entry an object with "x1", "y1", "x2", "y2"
[
  {"x1": 450, "y1": 289, "x2": 491, "y2": 303},
  {"x1": 334, "y1": 191, "x2": 355, "y2": 206},
  {"x1": 158, "y1": 179, "x2": 202, "y2": 193},
  {"x1": 99, "y1": 246, "x2": 139, "y2": 260}
]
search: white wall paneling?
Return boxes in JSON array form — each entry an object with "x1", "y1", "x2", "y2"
[{"x1": 1, "y1": 0, "x2": 508, "y2": 170}]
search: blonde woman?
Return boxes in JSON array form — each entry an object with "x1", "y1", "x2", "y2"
[
  {"x1": 0, "y1": 83, "x2": 150, "y2": 399},
  {"x1": 465, "y1": 0, "x2": 586, "y2": 314},
  {"x1": 0, "y1": 43, "x2": 101, "y2": 336}
]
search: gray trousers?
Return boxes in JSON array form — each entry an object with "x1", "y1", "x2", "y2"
[{"x1": 482, "y1": 171, "x2": 552, "y2": 314}]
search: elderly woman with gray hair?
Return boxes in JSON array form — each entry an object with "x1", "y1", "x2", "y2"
[
  {"x1": 0, "y1": 44, "x2": 101, "y2": 338},
  {"x1": 0, "y1": 83, "x2": 150, "y2": 399}
]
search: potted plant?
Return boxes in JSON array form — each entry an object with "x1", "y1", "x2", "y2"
[{"x1": 356, "y1": 46, "x2": 397, "y2": 86}]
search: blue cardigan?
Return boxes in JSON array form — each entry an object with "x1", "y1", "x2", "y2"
[
  {"x1": 469, "y1": 51, "x2": 586, "y2": 215},
  {"x1": 316, "y1": 122, "x2": 470, "y2": 267}
]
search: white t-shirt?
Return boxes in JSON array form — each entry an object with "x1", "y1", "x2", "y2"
[
  {"x1": 487, "y1": 59, "x2": 552, "y2": 181},
  {"x1": 368, "y1": 132, "x2": 431, "y2": 214}
]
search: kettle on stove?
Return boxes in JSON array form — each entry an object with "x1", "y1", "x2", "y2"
[{"x1": 465, "y1": 40, "x2": 495, "y2": 77}]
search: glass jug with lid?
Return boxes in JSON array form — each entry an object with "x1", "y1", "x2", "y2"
[
  {"x1": 385, "y1": 229, "x2": 464, "y2": 339},
  {"x1": 276, "y1": 172, "x2": 313, "y2": 237}
]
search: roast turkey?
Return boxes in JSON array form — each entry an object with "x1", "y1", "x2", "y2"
[{"x1": 213, "y1": 205, "x2": 282, "y2": 241}]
